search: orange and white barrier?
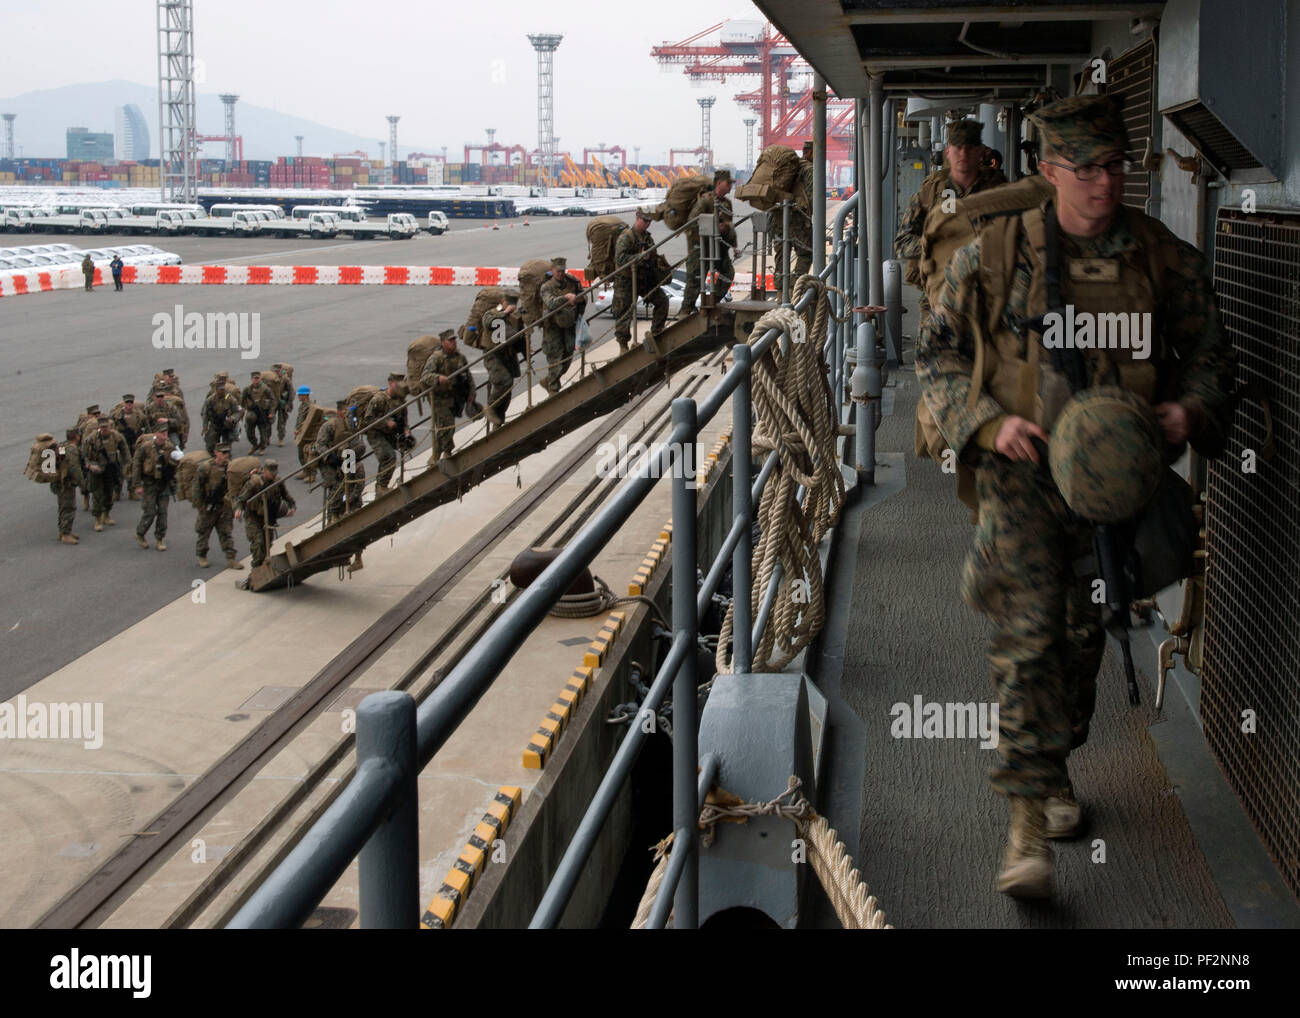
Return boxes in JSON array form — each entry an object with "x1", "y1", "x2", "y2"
[{"x1": 1, "y1": 265, "x2": 777, "y2": 299}]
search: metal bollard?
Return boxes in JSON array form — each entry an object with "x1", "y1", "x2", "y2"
[
  {"x1": 850, "y1": 320, "x2": 880, "y2": 482},
  {"x1": 883, "y1": 259, "x2": 904, "y2": 366},
  {"x1": 357, "y1": 691, "x2": 419, "y2": 929}
]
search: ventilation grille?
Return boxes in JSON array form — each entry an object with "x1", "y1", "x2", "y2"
[
  {"x1": 1203, "y1": 207, "x2": 1300, "y2": 901},
  {"x1": 1106, "y1": 38, "x2": 1155, "y2": 212},
  {"x1": 1165, "y1": 100, "x2": 1263, "y2": 175}
]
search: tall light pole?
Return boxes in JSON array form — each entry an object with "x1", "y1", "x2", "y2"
[
  {"x1": 743, "y1": 116, "x2": 756, "y2": 172},
  {"x1": 528, "y1": 33, "x2": 562, "y2": 185},
  {"x1": 387, "y1": 115, "x2": 400, "y2": 184},
  {"x1": 698, "y1": 96, "x2": 716, "y2": 172},
  {"x1": 157, "y1": 0, "x2": 197, "y2": 200},
  {"x1": 2, "y1": 114, "x2": 15, "y2": 161},
  {"x1": 219, "y1": 94, "x2": 238, "y2": 164}
]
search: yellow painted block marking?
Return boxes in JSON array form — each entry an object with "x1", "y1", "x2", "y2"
[
  {"x1": 538, "y1": 716, "x2": 561, "y2": 737},
  {"x1": 498, "y1": 786, "x2": 522, "y2": 813},
  {"x1": 550, "y1": 700, "x2": 572, "y2": 725},
  {"x1": 522, "y1": 737, "x2": 549, "y2": 768},
  {"x1": 558, "y1": 688, "x2": 580, "y2": 711},
  {"x1": 628, "y1": 579, "x2": 644, "y2": 596},
  {"x1": 608, "y1": 610, "x2": 627, "y2": 631},
  {"x1": 459, "y1": 845, "x2": 486, "y2": 880},
  {"x1": 471, "y1": 820, "x2": 498, "y2": 848},
  {"x1": 423, "y1": 896, "x2": 456, "y2": 928},
  {"x1": 443, "y1": 866, "x2": 472, "y2": 897},
  {"x1": 651, "y1": 541, "x2": 666, "y2": 557},
  {"x1": 486, "y1": 800, "x2": 511, "y2": 826}
]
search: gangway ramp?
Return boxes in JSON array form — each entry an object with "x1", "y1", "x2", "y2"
[{"x1": 250, "y1": 310, "x2": 723, "y2": 591}]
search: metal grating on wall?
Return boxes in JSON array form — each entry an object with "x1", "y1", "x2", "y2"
[
  {"x1": 1106, "y1": 38, "x2": 1155, "y2": 212},
  {"x1": 1203, "y1": 207, "x2": 1300, "y2": 900}
]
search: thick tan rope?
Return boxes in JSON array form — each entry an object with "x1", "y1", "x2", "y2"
[
  {"x1": 716, "y1": 276, "x2": 845, "y2": 674},
  {"x1": 629, "y1": 777, "x2": 892, "y2": 930}
]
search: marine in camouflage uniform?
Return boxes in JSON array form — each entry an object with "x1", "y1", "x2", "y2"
[
  {"x1": 773, "y1": 142, "x2": 816, "y2": 298},
  {"x1": 193, "y1": 443, "x2": 242, "y2": 569},
  {"x1": 131, "y1": 424, "x2": 179, "y2": 550},
  {"x1": 421, "y1": 336, "x2": 470, "y2": 459},
  {"x1": 682, "y1": 169, "x2": 737, "y2": 315},
  {"x1": 202, "y1": 379, "x2": 242, "y2": 454},
  {"x1": 479, "y1": 299, "x2": 522, "y2": 427},
  {"x1": 314, "y1": 403, "x2": 367, "y2": 522},
  {"x1": 914, "y1": 94, "x2": 1236, "y2": 898},
  {"x1": 271, "y1": 364, "x2": 294, "y2": 444},
  {"x1": 144, "y1": 390, "x2": 187, "y2": 449},
  {"x1": 52, "y1": 429, "x2": 86, "y2": 544},
  {"x1": 110, "y1": 394, "x2": 149, "y2": 499},
  {"x1": 612, "y1": 210, "x2": 669, "y2": 351},
  {"x1": 360, "y1": 374, "x2": 413, "y2": 492},
  {"x1": 894, "y1": 119, "x2": 1006, "y2": 327},
  {"x1": 538, "y1": 257, "x2": 585, "y2": 393},
  {"x1": 82, "y1": 417, "x2": 128, "y2": 530},
  {"x1": 242, "y1": 371, "x2": 276, "y2": 453},
  {"x1": 73, "y1": 404, "x2": 101, "y2": 509},
  {"x1": 234, "y1": 459, "x2": 296, "y2": 568},
  {"x1": 293, "y1": 387, "x2": 317, "y2": 482}
]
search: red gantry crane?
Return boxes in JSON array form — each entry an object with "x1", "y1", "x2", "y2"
[{"x1": 651, "y1": 20, "x2": 856, "y2": 185}]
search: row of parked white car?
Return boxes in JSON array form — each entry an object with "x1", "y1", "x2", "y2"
[{"x1": 0, "y1": 241, "x2": 183, "y2": 276}]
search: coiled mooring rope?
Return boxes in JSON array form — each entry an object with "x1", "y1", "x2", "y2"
[{"x1": 716, "y1": 275, "x2": 847, "y2": 674}]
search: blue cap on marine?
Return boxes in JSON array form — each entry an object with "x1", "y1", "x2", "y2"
[{"x1": 297, "y1": 385, "x2": 311, "y2": 395}]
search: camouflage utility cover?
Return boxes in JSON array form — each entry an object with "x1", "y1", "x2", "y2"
[
  {"x1": 1029, "y1": 94, "x2": 1130, "y2": 166},
  {"x1": 1048, "y1": 386, "x2": 1163, "y2": 524}
]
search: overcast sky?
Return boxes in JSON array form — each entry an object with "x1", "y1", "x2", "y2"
[{"x1": 0, "y1": 0, "x2": 780, "y2": 165}]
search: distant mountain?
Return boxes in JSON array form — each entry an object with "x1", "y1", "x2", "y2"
[{"x1": 0, "y1": 80, "x2": 433, "y2": 161}]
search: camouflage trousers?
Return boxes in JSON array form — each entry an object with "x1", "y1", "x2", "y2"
[
  {"x1": 195, "y1": 502, "x2": 237, "y2": 558},
  {"x1": 613, "y1": 282, "x2": 669, "y2": 345},
  {"x1": 296, "y1": 443, "x2": 317, "y2": 483},
  {"x1": 370, "y1": 433, "x2": 398, "y2": 489},
  {"x1": 682, "y1": 232, "x2": 734, "y2": 313},
  {"x1": 431, "y1": 400, "x2": 456, "y2": 459},
  {"x1": 87, "y1": 471, "x2": 117, "y2": 518},
  {"x1": 962, "y1": 456, "x2": 1105, "y2": 799},
  {"x1": 204, "y1": 422, "x2": 239, "y2": 455},
  {"x1": 51, "y1": 480, "x2": 77, "y2": 536},
  {"x1": 483, "y1": 348, "x2": 514, "y2": 422},
  {"x1": 542, "y1": 326, "x2": 575, "y2": 389},
  {"x1": 275, "y1": 405, "x2": 291, "y2": 441},
  {"x1": 773, "y1": 237, "x2": 812, "y2": 300},
  {"x1": 246, "y1": 414, "x2": 272, "y2": 451},
  {"x1": 320, "y1": 466, "x2": 364, "y2": 523},
  {"x1": 243, "y1": 515, "x2": 272, "y2": 567},
  {"x1": 136, "y1": 482, "x2": 171, "y2": 540}
]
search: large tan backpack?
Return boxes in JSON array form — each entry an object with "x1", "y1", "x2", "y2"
[
  {"x1": 227, "y1": 456, "x2": 261, "y2": 505},
  {"x1": 296, "y1": 403, "x2": 330, "y2": 459},
  {"x1": 177, "y1": 449, "x2": 212, "y2": 506},
  {"x1": 583, "y1": 217, "x2": 628, "y2": 282},
  {"x1": 735, "y1": 145, "x2": 801, "y2": 210},
  {"x1": 658, "y1": 175, "x2": 711, "y2": 230},
  {"x1": 151, "y1": 371, "x2": 183, "y2": 401},
  {"x1": 405, "y1": 335, "x2": 441, "y2": 395},
  {"x1": 517, "y1": 259, "x2": 552, "y2": 314},
  {"x1": 461, "y1": 286, "x2": 504, "y2": 342},
  {"x1": 344, "y1": 385, "x2": 382, "y2": 431},
  {"x1": 913, "y1": 175, "x2": 1056, "y2": 461},
  {"x1": 25, "y1": 433, "x2": 59, "y2": 484}
]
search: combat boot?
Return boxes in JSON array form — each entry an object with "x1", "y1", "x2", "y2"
[
  {"x1": 1044, "y1": 784, "x2": 1084, "y2": 839},
  {"x1": 59, "y1": 534, "x2": 79, "y2": 545},
  {"x1": 103, "y1": 514, "x2": 116, "y2": 526},
  {"x1": 93, "y1": 515, "x2": 103, "y2": 532},
  {"x1": 136, "y1": 534, "x2": 149, "y2": 549},
  {"x1": 156, "y1": 539, "x2": 167, "y2": 551},
  {"x1": 997, "y1": 795, "x2": 1054, "y2": 899},
  {"x1": 226, "y1": 556, "x2": 244, "y2": 571},
  {"x1": 198, "y1": 556, "x2": 210, "y2": 568}
]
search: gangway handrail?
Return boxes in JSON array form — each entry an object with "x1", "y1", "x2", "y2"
[{"x1": 226, "y1": 189, "x2": 864, "y2": 930}]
